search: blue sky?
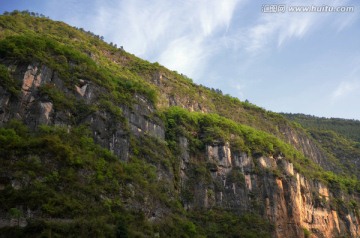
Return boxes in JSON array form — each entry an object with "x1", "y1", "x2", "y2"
[{"x1": 1, "y1": 0, "x2": 360, "y2": 119}]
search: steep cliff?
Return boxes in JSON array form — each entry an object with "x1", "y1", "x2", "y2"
[
  {"x1": 283, "y1": 113, "x2": 360, "y2": 180},
  {"x1": 0, "y1": 11, "x2": 359, "y2": 238},
  {"x1": 166, "y1": 107, "x2": 360, "y2": 238}
]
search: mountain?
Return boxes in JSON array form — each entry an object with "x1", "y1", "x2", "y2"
[
  {"x1": 282, "y1": 113, "x2": 360, "y2": 143},
  {"x1": 0, "y1": 11, "x2": 359, "y2": 238},
  {"x1": 283, "y1": 113, "x2": 360, "y2": 180}
]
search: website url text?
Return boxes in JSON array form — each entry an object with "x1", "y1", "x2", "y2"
[{"x1": 262, "y1": 5, "x2": 355, "y2": 13}]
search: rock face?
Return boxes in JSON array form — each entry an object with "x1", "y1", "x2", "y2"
[
  {"x1": 180, "y1": 141, "x2": 360, "y2": 237},
  {"x1": 151, "y1": 72, "x2": 209, "y2": 113},
  {"x1": 206, "y1": 142, "x2": 232, "y2": 168},
  {"x1": 280, "y1": 125, "x2": 331, "y2": 171},
  {"x1": 0, "y1": 62, "x2": 164, "y2": 162},
  {"x1": 146, "y1": 72, "x2": 360, "y2": 237},
  {"x1": 1, "y1": 62, "x2": 359, "y2": 237},
  {"x1": 149, "y1": 72, "x2": 340, "y2": 174}
]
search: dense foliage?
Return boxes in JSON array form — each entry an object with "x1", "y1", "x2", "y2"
[
  {"x1": 0, "y1": 120, "x2": 163, "y2": 237},
  {"x1": 0, "y1": 119, "x2": 275, "y2": 237}
]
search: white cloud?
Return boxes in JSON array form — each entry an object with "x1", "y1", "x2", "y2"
[
  {"x1": 332, "y1": 80, "x2": 360, "y2": 99},
  {"x1": 92, "y1": 0, "x2": 175, "y2": 56},
  {"x1": 245, "y1": 7, "x2": 316, "y2": 53},
  {"x1": 277, "y1": 14, "x2": 312, "y2": 46},
  {"x1": 242, "y1": 0, "x2": 356, "y2": 54},
  {"x1": 196, "y1": 0, "x2": 239, "y2": 36},
  {"x1": 235, "y1": 83, "x2": 245, "y2": 99},
  {"x1": 245, "y1": 19, "x2": 276, "y2": 53},
  {"x1": 84, "y1": 0, "x2": 242, "y2": 79},
  {"x1": 158, "y1": 36, "x2": 207, "y2": 77}
]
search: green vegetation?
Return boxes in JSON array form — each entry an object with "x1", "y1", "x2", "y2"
[
  {"x1": 0, "y1": 10, "x2": 299, "y2": 142},
  {"x1": 303, "y1": 227, "x2": 311, "y2": 238},
  {"x1": 0, "y1": 120, "x2": 273, "y2": 237},
  {"x1": 0, "y1": 33, "x2": 157, "y2": 106},
  {"x1": 0, "y1": 120, "x2": 179, "y2": 237},
  {"x1": 0, "y1": 64, "x2": 21, "y2": 96},
  {"x1": 164, "y1": 107, "x2": 360, "y2": 194},
  {"x1": 165, "y1": 107, "x2": 298, "y2": 157},
  {"x1": 283, "y1": 113, "x2": 360, "y2": 180},
  {"x1": 0, "y1": 11, "x2": 158, "y2": 110},
  {"x1": 310, "y1": 129, "x2": 360, "y2": 178},
  {"x1": 189, "y1": 209, "x2": 274, "y2": 238},
  {"x1": 283, "y1": 113, "x2": 360, "y2": 143},
  {"x1": 1, "y1": 11, "x2": 360, "y2": 237}
]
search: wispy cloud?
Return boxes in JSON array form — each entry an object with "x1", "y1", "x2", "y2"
[
  {"x1": 332, "y1": 80, "x2": 360, "y2": 99},
  {"x1": 92, "y1": 0, "x2": 174, "y2": 56},
  {"x1": 235, "y1": 83, "x2": 245, "y2": 99},
  {"x1": 84, "y1": 0, "x2": 242, "y2": 79},
  {"x1": 244, "y1": 5, "x2": 316, "y2": 53},
  {"x1": 242, "y1": 0, "x2": 356, "y2": 54},
  {"x1": 333, "y1": 59, "x2": 360, "y2": 99},
  {"x1": 158, "y1": 36, "x2": 208, "y2": 77},
  {"x1": 44, "y1": 0, "x2": 357, "y2": 80},
  {"x1": 196, "y1": 0, "x2": 239, "y2": 36}
]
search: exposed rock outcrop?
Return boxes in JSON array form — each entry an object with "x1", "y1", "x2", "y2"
[
  {"x1": 0, "y1": 62, "x2": 164, "y2": 163},
  {"x1": 0, "y1": 58, "x2": 359, "y2": 238},
  {"x1": 180, "y1": 141, "x2": 360, "y2": 237}
]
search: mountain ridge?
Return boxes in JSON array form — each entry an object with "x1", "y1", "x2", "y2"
[{"x1": 0, "y1": 11, "x2": 359, "y2": 237}]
